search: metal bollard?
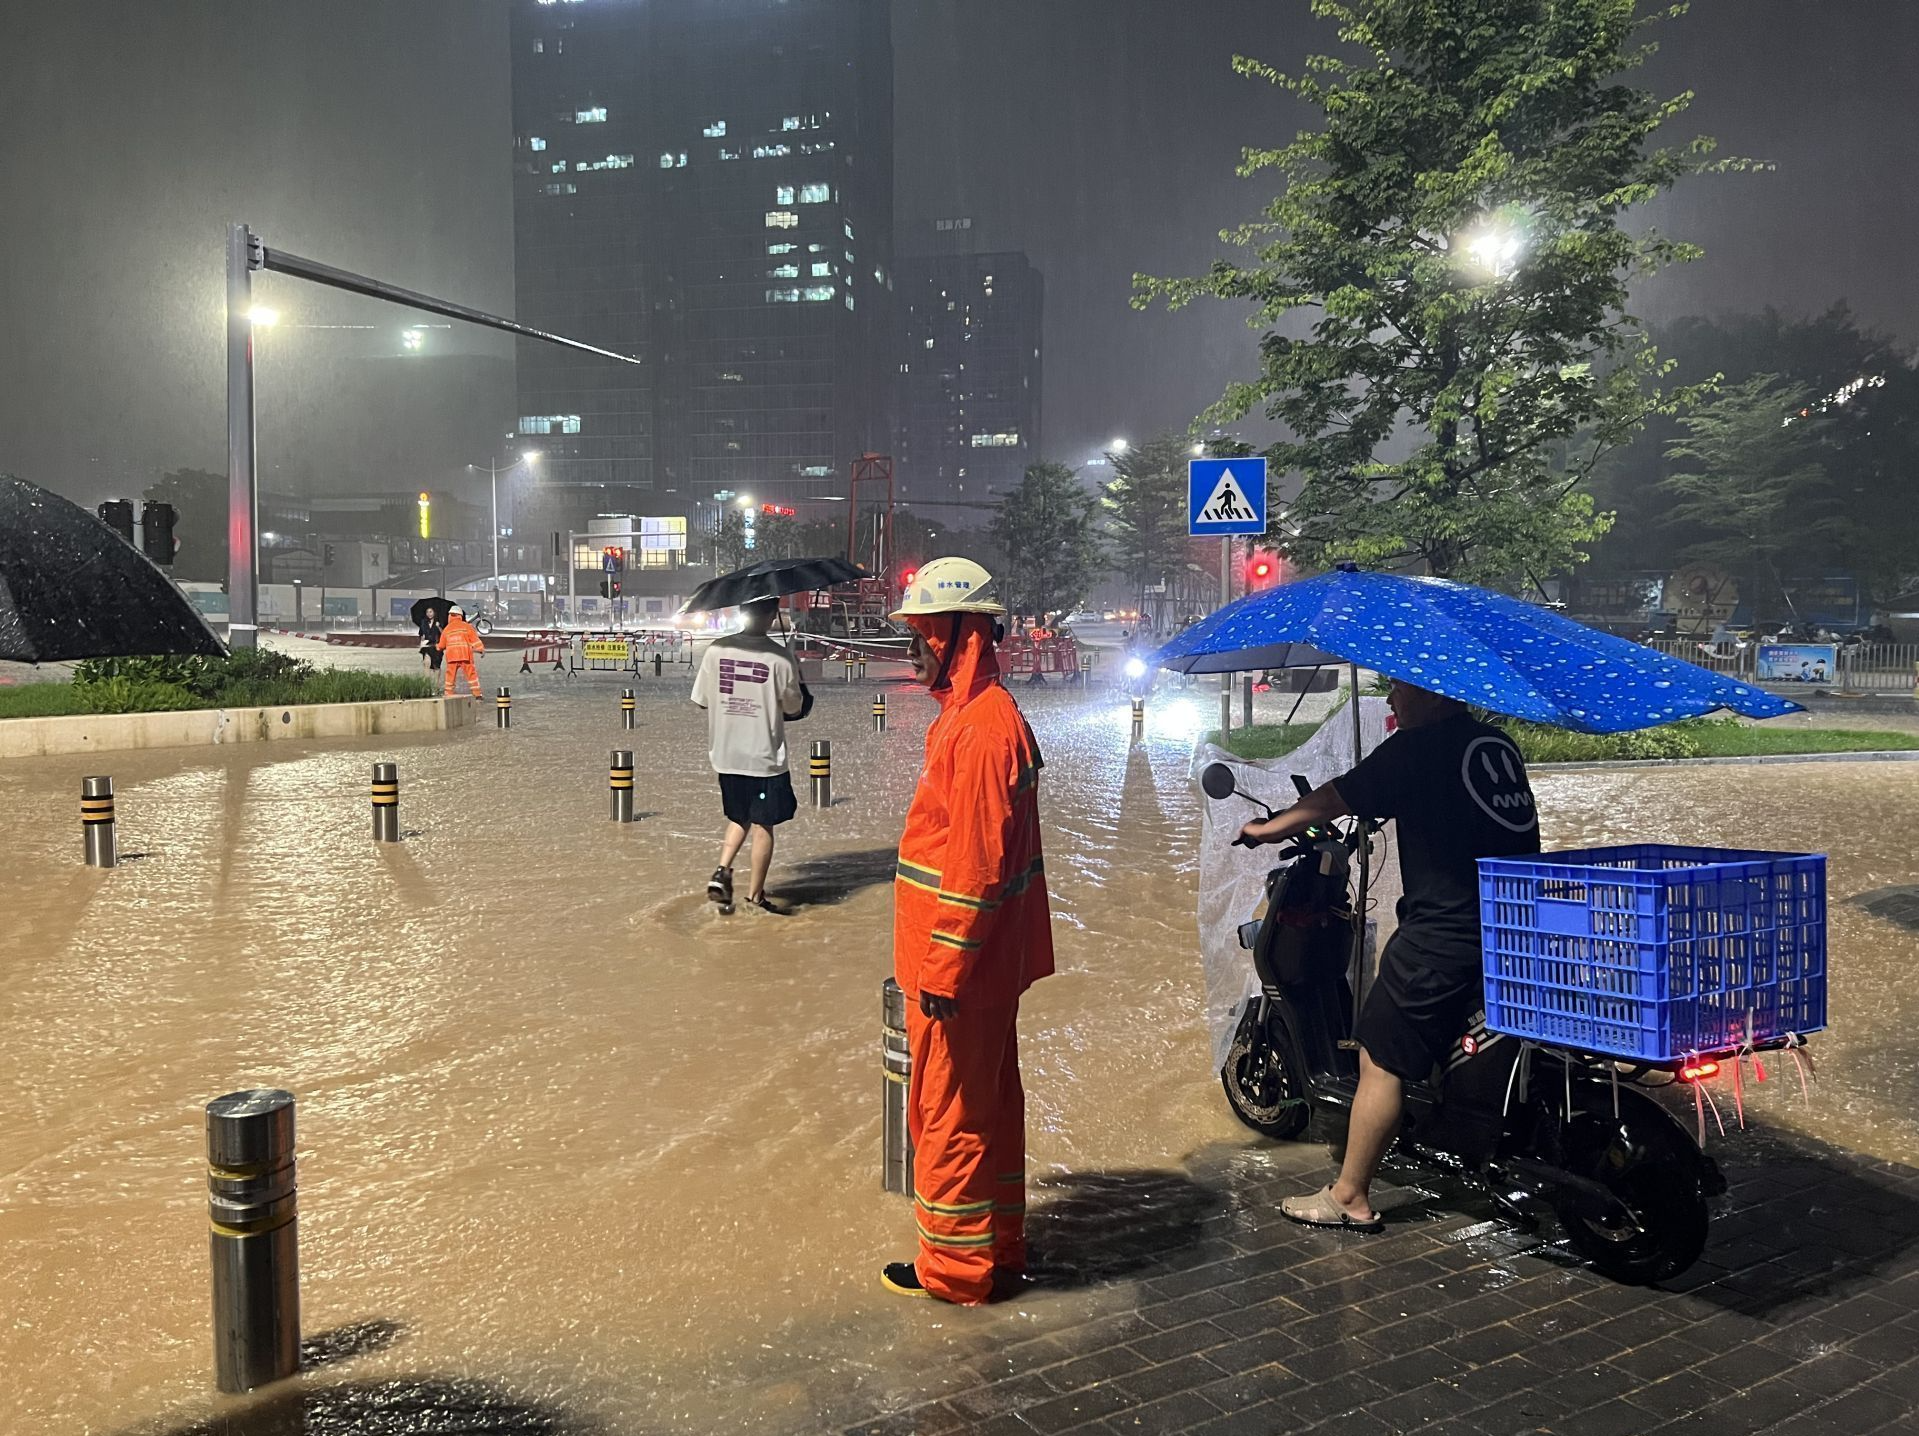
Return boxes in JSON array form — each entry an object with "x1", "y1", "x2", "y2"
[
  {"x1": 881, "y1": 978, "x2": 913, "y2": 1195},
  {"x1": 872, "y1": 693, "x2": 887, "y2": 732},
  {"x1": 609, "y1": 749, "x2": 635, "y2": 822},
  {"x1": 1242, "y1": 675, "x2": 1254, "y2": 729},
  {"x1": 1130, "y1": 697, "x2": 1145, "y2": 741},
  {"x1": 1219, "y1": 690, "x2": 1232, "y2": 738},
  {"x1": 371, "y1": 762, "x2": 400, "y2": 843},
  {"x1": 809, "y1": 739, "x2": 832, "y2": 808},
  {"x1": 858, "y1": 658, "x2": 867, "y2": 680},
  {"x1": 496, "y1": 687, "x2": 512, "y2": 729},
  {"x1": 621, "y1": 689, "x2": 636, "y2": 729},
  {"x1": 653, "y1": 653, "x2": 663, "y2": 678},
  {"x1": 206, "y1": 1088, "x2": 300, "y2": 1394},
  {"x1": 81, "y1": 775, "x2": 117, "y2": 868},
  {"x1": 842, "y1": 658, "x2": 854, "y2": 683}
]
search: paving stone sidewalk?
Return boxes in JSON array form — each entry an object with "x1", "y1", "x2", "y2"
[{"x1": 839, "y1": 1128, "x2": 1919, "y2": 1436}]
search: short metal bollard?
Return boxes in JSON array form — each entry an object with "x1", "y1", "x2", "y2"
[
  {"x1": 842, "y1": 658, "x2": 855, "y2": 683},
  {"x1": 206, "y1": 1088, "x2": 300, "y2": 1394},
  {"x1": 857, "y1": 658, "x2": 867, "y2": 680},
  {"x1": 1242, "y1": 675, "x2": 1254, "y2": 729},
  {"x1": 82, "y1": 775, "x2": 117, "y2": 868},
  {"x1": 371, "y1": 763, "x2": 400, "y2": 843},
  {"x1": 1130, "y1": 697, "x2": 1145, "y2": 741},
  {"x1": 653, "y1": 653, "x2": 663, "y2": 678},
  {"x1": 609, "y1": 749, "x2": 635, "y2": 822},
  {"x1": 621, "y1": 689, "x2": 637, "y2": 729},
  {"x1": 882, "y1": 978, "x2": 913, "y2": 1195},
  {"x1": 1219, "y1": 690, "x2": 1232, "y2": 737},
  {"x1": 495, "y1": 687, "x2": 512, "y2": 729},
  {"x1": 809, "y1": 739, "x2": 832, "y2": 807},
  {"x1": 872, "y1": 693, "x2": 887, "y2": 732}
]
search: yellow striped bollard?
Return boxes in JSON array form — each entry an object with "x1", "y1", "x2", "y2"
[
  {"x1": 371, "y1": 762, "x2": 400, "y2": 843},
  {"x1": 82, "y1": 775, "x2": 117, "y2": 868},
  {"x1": 1130, "y1": 697, "x2": 1145, "y2": 743},
  {"x1": 872, "y1": 693, "x2": 887, "y2": 732},
  {"x1": 205, "y1": 1088, "x2": 300, "y2": 1393},
  {"x1": 609, "y1": 749, "x2": 635, "y2": 823},
  {"x1": 809, "y1": 739, "x2": 832, "y2": 808},
  {"x1": 495, "y1": 687, "x2": 512, "y2": 729},
  {"x1": 621, "y1": 689, "x2": 636, "y2": 729}
]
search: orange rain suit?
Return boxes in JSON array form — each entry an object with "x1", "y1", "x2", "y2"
[
  {"x1": 438, "y1": 617, "x2": 486, "y2": 698},
  {"x1": 894, "y1": 614, "x2": 1054, "y2": 1304}
]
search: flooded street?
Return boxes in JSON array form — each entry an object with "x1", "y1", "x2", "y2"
[{"x1": 2, "y1": 664, "x2": 1916, "y2": 1433}]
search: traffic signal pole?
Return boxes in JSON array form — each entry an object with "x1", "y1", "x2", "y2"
[{"x1": 225, "y1": 222, "x2": 640, "y2": 649}]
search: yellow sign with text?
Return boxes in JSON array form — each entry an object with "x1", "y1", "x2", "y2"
[{"x1": 583, "y1": 639, "x2": 630, "y2": 662}]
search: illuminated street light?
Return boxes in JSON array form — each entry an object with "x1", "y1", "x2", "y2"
[
  {"x1": 1191, "y1": 442, "x2": 1206, "y2": 456},
  {"x1": 1110, "y1": 437, "x2": 1130, "y2": 453},
  {"x1": 248, "y1": 305, "x2": 280, "y2": 327},
  {"x1": 401, "y1": 328, "x2": 424, "y2": 351},
  {"x1": 737, "y1": 494, "x2": 755, "y2": 508},
  {"x1": 1460, "y1": 214, "x2": 1525, "y2": 279},
  {"x1": 520, "y1": 450, "x2": 539, "y2": 465}
]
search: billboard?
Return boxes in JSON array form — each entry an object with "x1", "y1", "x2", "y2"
[{"x1": 1756, "y1": 644, "x2": 1837, "y2": 684}]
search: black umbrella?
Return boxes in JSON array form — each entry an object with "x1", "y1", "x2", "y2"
[
  {"x1": 0, "y1": 475, "x2": 225, "y2": 663},
  {"x1": 409, "y1": 595, "x2": 452, "y2": 629},
  {"x1": 680, "y1": 555, "x2": 867, "y2": 613}
]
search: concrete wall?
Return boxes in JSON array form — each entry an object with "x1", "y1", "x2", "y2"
[{"x1": 0, "y1": 696, "x2": 474, "y2": 760}]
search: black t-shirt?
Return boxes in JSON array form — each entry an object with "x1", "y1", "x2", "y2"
[{"x1": 1332, "y1": 713, "x2": 1541, "y2": 971}]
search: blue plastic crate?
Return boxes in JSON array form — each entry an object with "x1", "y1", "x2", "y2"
[{"x1": 1478, "y1": 844, "x2": 1827, "y2": 1063}]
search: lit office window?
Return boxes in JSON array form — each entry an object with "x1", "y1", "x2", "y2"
[
  {"x1": 781, "y1": 116, "x2": 801, "y2": 131},
  {"x1": 766, "y1": 242, "x2": 796, "y2": 255},
  {"x1": 551, "y1": 160, "x2": 567, "y2": 173},
  {"x1": 799, "y1": 182, "x2": 830, "y2": 204},
  {"x1": 576, "y1": 106, "x2": 607, "y2": 124},
  {"x1": 541, "y1": 182, "x2": 578, "y2": 195},
  {"x1": 703, "y1": 120, "x2": 727, "y2": 138},
  {"x1": 764, "y1": 211, "x2": 799, "y2": 229},
  {"x1": 971, "y1": 433, "x2": 1020, "y2": 448},
  {"x1": 776, "y1": 185, "x2": 795, "y2": 204},
  {"x1": 802, "y1": 285, "x2": 835, "y2": 302},
  {"x1": 660, "y1": 153, "x2": 674, "y2": 168},
  {"x1": 752, "y1": 144, "x2": 790, "y2": 159},
  {"x1": 580, "y1": 154, "x2": 633, "y2": 170},
  {"x1": 769, "y1": 264, "x2": 800, "y2": 279},
  {"x1": 529, "y1": 137, "x2": 547, "y2": 151},
  {"x1": 766, "y1": 287, "x2": 802, "y2": 304},
  {"x1": 811, "y1": 262, "x2": 832, "y2": 278}
]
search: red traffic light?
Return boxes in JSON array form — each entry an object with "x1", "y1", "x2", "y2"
[
  {"x1": 1244, "y1": 551, "x2": 1282, "y2": 589},
  {"x1": 900, "y1": 567, "x2": 918, "y2": 586}
]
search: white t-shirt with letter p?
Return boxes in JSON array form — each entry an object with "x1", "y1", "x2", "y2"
[{"x1": 690, "y1": 633, "x2": 807, "y2": 777}]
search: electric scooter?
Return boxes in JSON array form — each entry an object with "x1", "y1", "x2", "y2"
[{"x1": 1200, "y1": 761, "x2": 1800, "y2": 1284}]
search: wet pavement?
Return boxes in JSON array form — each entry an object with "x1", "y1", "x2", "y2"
[{"x1": 3, "y1": 652, "x2": 1918, "y2": 1435}]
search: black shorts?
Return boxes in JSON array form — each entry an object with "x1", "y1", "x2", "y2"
[
  {"x1": 1355, "y1": 934, "x2": 1484, "y2": 1083},
  {"x1": 717, "y1": 771, "x2": 798, "y2": 829}
]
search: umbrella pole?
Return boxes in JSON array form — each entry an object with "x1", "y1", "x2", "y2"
[{"x1": 1349, "y1": 663, "x2": 1370, "y2": 1043}]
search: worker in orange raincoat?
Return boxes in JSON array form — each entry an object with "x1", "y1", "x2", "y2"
[
  {"x1": 437, "y1": 605, "x2": 486, "y2": 698},
  {"x1": 882, "y1": 558, "x2": 1054, "y2": 1305}
]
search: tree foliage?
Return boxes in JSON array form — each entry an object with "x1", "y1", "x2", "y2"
[
  {"x1": 1661, "y1": 375, "x2": 1842, "y2": 625},
  {"x1": 1137, "y1": 0, "x2": 1743, "y2": 584},
  {"x1": 990, "y1": 463, "x2": 1103, "y2": 620},
  {"x1": 1100, "y1": 435, "x2": 1191, "y2": 620}
]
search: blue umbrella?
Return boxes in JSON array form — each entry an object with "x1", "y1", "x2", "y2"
[{"x1": 1148, "y1": 567, "x2": 1800, "y2": 733}]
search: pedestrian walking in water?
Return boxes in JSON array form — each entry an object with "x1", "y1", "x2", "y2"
[
  {"x1": 690, "y1": 594, "x2": 810, "y2": 913},
  {"x1": 438, "y1": 604, "x2": 486, "y2": 698},
  {"x1": 418, "y1": 605, "x2": 445, "y2": 672},
  {"x1": 881, "y1": 558, "x2": 1054, "y2": 1305}
]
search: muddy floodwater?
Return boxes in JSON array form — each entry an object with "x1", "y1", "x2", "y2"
[{"x1": 2, "y1": 666, "x2": 1916, "y2": 1434}]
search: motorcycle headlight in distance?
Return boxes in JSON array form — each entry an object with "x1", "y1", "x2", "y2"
[{"x1": 1124, "y1": 657, "x2": 1147, "y2": 680}]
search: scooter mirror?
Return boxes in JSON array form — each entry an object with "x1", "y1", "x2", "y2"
[{"x1": 1200, "y1": 763, "x2": 1238, "y2": 801}]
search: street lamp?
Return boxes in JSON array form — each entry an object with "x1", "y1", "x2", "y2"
[
  {"x1": 1460, "y1": 214, "x2": 1525, "y2": 279},
  {"x1": 1110, "y1": 437, "x2": 1129, "y2": 453},
  {"x1": 248, "y1": 305, "x2": 280, "y2": 327},
  {"x1": 470, "y1": 451, "x2": 540, "y2": 600}
]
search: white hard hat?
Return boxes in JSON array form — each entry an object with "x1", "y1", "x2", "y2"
[
  {"x1": 448, "y1": 605, "x2": 464, "y2": 617},
  {"x1": 890, "y1": 556, "x2": 1006, "y2": 619}
]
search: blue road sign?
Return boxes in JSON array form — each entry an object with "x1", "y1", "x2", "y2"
[{"x1": 1188, "y1": 458, "x2": 1267, "y2": 536}]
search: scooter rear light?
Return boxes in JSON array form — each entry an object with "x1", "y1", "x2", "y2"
[{"x1": 1679, "y1": 1061, "x2": 1720, "y2": 1081}]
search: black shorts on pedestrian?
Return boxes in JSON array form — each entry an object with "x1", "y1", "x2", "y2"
[
  {"x1": 1355, "y1": 934, "x2": 1484, "y2": 1083},
  {"x1": 717, "y1": 771, "x2": 799, "y2": 829}
]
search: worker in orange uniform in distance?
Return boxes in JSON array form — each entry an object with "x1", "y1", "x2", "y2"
[
  {"x1": 438, "y1": 604, "x2": 486, "y2": 698},
  {"x1": 882, "y1": 558, "x2": 1054, "y2": 1304}
]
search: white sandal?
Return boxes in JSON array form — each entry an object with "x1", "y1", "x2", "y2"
[{"x1": 1281, "y1": 1184, "x2": 1384, "y2": 1231}]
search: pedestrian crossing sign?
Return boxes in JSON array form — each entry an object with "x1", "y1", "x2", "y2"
[{"x1": 1188, "y1": 458, "x2": 1267, "y2": 536}]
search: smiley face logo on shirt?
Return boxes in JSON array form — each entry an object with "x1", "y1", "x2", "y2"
[{"x1": 1461, "y1": 735, "x2": 1536, "y2": 833}]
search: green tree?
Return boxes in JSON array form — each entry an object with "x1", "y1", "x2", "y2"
[
  {"x1": 1661, "y1": 375, "x2": 1843, "y2": 627},
  {"x1": 754, "y1": 511, "x2": 801, "y2": 561},
  {"x1": 991, "y1": 463, "x2": 1104, "y2": 621},
  {"x1": 712, "y1": 509, "x2": 748, "y2": 573},
  {"x1": 1137, "y1": 0, "x2": 1742, "y2": 584},
  {"x1": 1101, "y1": 434, "x2": 1191, "y2": 625},
  {"x1": 142, "y1": 468, "x2": 226, "y2": 583}
]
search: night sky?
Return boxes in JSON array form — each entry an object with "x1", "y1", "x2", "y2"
[{"x1": 3, "y1": 0, "x2": 1914, "y2": 507}]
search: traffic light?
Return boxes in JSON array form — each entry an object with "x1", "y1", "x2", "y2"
[
  {"x1": 1244, "y1": 551, "x2": 1281, "y2": 590},
  {"x1": 900, "y1": 566, "x2": 918, "y2": 587},
  {"x1": 140, "y1": 501, "x2": 178, "y2": 564},
  {"x1": 98, "y1": 500, "x2": 135, "y2": 545},
  {"x1": 610, "y1": 578, "x2": 622, "y2": 598},
  {"x1": 598, "y1": 578, "x2": 611, "y2": 599}
]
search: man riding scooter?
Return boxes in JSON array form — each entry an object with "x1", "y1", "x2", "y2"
[{"x1": 1235, "y1": 680, "x2": 1539, "y2": 1229}]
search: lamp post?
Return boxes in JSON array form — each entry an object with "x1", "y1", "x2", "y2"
[{"x1": 471, "y1": 451, "x2": 539, "y2": 604}]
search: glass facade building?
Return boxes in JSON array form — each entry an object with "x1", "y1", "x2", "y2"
[
  {"x1": 510, "y1": 0, "x2": 894, "y2": 523},
  {"x1": 895, "y1": 248, "x2": 1043, "y2": 507}
]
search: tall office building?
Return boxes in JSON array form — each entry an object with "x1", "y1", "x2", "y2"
[
  {"x1": 896, "y1": 235, "x2": 1043, "y2": 508},
  {"x1": 509, "y1": 0, "x2": 894, "y2": 528}
]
